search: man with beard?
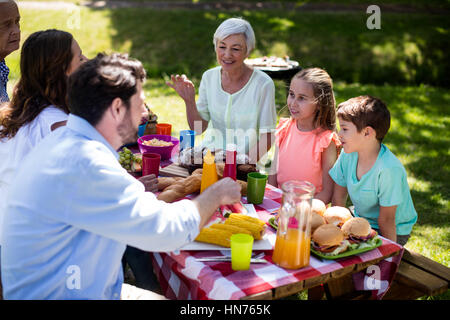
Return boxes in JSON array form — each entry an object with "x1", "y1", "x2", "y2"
[
  {"x1": 0, "y1": 0, "x2": 21, "y2": 103},
  {"x1": 1, "y1": 53, "x2": 242, "y2": 299}
]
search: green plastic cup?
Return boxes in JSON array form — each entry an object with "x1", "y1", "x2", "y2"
[
  {"x1": 247, "y1": 172, "x2": 268, "y2": 205},
  {"x1": 231, "y1": 233, "x2": 254, "y2": 271}
]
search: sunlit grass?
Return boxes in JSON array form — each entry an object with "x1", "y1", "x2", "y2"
[
  {"x1": 20, "y1": 0, "x2": 450, "y2": 8},
  {"x1": 144, "y1": 80, "x2": 190, "y2": 138},
  {"x1": 6, "y1": 7, "x2": 114, "y2": 87},
  {"x1": 11, "y1": 4, "x2": 449, "y2": 87}
]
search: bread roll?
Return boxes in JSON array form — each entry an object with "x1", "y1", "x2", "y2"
[
  {"x1": 157, "y1": 177, "x2": 183, "y2": 191},
  {"x1": 156, "y1": 190, "x2": 183, "y2": 203},
  {"x1": 183, "y1": 174, "x2": 202, "y2": 194},
  {"x1": 192, "y1": 168, "x2": 203, "y2": 176},
  {"x1": 216, "y1": 163, "x2": 225, "y2": 178},
  {"x1": 157, "y1": 168, "x2": 246, "y2": 202},
  {"x1": 236, "y1": 180, "x2": 247, "y2": 196},
  {"x1": 157, "y1": 174, "x2": 201, "y2": 203}
]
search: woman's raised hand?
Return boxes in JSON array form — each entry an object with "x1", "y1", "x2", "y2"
[
  {"x1": 166, "y1": 74, "x2": 207, "y2": 132},
  {"x1": 166, "y1": 74, "x2": 196, "y2": 103}
]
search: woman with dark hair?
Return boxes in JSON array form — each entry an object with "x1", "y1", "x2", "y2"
[
  {"x1": 0, "y1": 29, "x2": 87, "y2": 266},
  {"x1": 0, "y1": 29, "x2": 86, "y2": 138}
]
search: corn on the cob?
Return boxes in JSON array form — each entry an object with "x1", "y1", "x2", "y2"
[
  {"x1": 228, "y1": 213, "x2": 266, "y2": 228},
  {"x1": 224, "y1": 218, "x2": 264, "y2": 240},
  {"x1": 195, "y1": 227, "x2": 232, "y2": 247},
  {"x1": 209, "y1": 223, "x2": 252, "y2": 236}
]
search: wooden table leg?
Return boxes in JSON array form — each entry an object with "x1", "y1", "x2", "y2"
[
  {"x1": 324, "y1": 274, "x2": 374, "y2": 300},
  {"x1": 325, "y1": 274, "x2": 355, "y2": 299},
  {"x1": 307, "y1": 285, "x2": 325, "y2": 300}
]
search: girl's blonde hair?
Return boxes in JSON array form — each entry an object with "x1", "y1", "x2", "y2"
[{"x1": 292, "y1": 68, "x2": 336, "y2": 131}]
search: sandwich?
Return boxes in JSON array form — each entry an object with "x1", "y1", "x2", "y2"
[
  {"x1": 323, "y1": 206, "x2": 352, "y2": 227},
  {"x1": 311, "y1": 224, "x2": 349, "y2": 256},
  {"x1": 311, "y1": 199, "x2": 326, "y2": 216},
  {"x1": 341, "y1": 217, "x2": 378, "y2": 247},
  {"x1": 310, "y1": 211, "x2": 326, "y2": 234}
]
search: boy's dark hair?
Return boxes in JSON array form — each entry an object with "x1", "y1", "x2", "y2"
[
  {"x1": 337, "y1": 95, "x2": 390, "y2": 142},
  {"x1": 68, "y1": 52, "x2": 146, "y2": 126}
]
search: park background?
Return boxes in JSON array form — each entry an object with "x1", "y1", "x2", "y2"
[{"x1": 6, "y1": 0, "x2": 449, "y2": 299}]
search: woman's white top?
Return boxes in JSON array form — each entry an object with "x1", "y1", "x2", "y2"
[
  {"x1": 196, "y1": 66, "x2": 277, "y2": 155},
  {"x1": 0, "y1": 106, "x2": 68, "y2": 245}
]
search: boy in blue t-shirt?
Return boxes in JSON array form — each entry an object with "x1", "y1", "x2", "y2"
[{"x1": 329, "y1": 95, "x2": 417, "y2": 246}]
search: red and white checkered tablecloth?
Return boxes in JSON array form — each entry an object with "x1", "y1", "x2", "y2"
[{"x1": 150, "y1": 184, "x2": 404, "y2": 300}]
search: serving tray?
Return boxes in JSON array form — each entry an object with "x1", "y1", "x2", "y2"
[
  {"x1": 310, "y1": 238, "x2": 383, "y2": 260},
  {"x1": 267, "y1": 217, "x2": 382, "y2": 260}
]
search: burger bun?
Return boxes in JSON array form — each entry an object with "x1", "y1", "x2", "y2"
[
  {"x1": 311, "y1": 211, "x2": 326, "y2": 233},
  {"x1": 311, "y1": 199, "x2": 326, "y2": 216},
  {"x1": 341, "y1": 217, "x2": 371, "y2": 238},
  {"x1": 323, "y1": 206, "x2": 352, "y2": 227},
  {"x1": 312, "y1": 224, "x2": 344, "y2": 247}
]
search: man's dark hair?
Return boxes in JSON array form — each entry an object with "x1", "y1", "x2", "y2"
[
  {"x1": 337, "y1": 95, "x2": 390, "y2": 142},
  {"x1": 68, "y1": 53, "x2": 146, "y2": 126}
]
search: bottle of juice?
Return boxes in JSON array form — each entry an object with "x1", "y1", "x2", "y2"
[
  {"x1": 272, "y1": 180, "x2": 315, "y2": 269},
  {"x1": 200, "y1": 150, "x2": 218, "y2": 193},
  {"x1": 222, "y1": 143, "x2": 237, "y2": 181}
]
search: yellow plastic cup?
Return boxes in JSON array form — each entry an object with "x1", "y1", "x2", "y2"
[{"x1": 230, "y1": 233, "x2": 254, "y2": 271}]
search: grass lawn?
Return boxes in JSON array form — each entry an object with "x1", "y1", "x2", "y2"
[
  {"x1": 9, "y1": 3, "x2": 450, "y2": 86},
  {"x1": 6, "y1": 3, "x2": 449, "y2": 299},
  {"x1": 20, "y1": 0, "x2": 450, "y2": 8}
]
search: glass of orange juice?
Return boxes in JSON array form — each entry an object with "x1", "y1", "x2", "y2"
[{"x1": 272, "y1": 180, "x2": 315, "y2": 269}]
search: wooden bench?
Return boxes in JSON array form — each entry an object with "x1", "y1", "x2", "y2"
[
  {"x1": 383, "y1": 249, "x2": 450, "y2": 299},
  {"x1": 308, "y1": 249, "x2": 449, "y2": 300}
]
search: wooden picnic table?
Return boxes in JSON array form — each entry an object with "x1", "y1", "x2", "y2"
[
  {"x1": 148, "y1": 184, "x2": 404, "y2": 300},
  {"x1": 125, "y1": 143, "x2": 448, "y2": 300}
]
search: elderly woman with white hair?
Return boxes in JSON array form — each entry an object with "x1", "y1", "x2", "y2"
[{"x1": 167, "y1": 17, "x2": 276, "y2": 162}]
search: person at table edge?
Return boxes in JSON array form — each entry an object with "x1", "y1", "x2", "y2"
[
  {"x1": 0, "y1": 53, "x2": 242, "y2": 299},
  {"x1": 167, "y1": 17, "x2": 277, "y2": 163},
  {"x1": 0, "y1": 0, "x2": 21, "y2": 104}
]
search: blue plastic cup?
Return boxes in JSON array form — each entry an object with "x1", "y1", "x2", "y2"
[
  {"x1": 138, "y1": 122, "x2": 148, "y2": 137},
  {"x1": 180, "y1": 130, "x2": 196, "y2": 151}
]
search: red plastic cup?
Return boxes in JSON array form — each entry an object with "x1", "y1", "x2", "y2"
[
  {"x1": 142, "y1": 152, "x2": 161, "y2": 177},
  {"x1": 223, "y1": 143, "x2": 237, "y2": 181},
  {"x1": 156, "y1": 123, "x2": 172, "y2": 136}
]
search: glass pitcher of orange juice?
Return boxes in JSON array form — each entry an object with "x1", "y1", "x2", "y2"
[{"x1": 272, "y1": 180, "x2": 315, "y2": 269}]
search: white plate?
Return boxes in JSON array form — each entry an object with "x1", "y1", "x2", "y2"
[{"x1": 180, "y1": 233, "x2": 276, "y2": 251}]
